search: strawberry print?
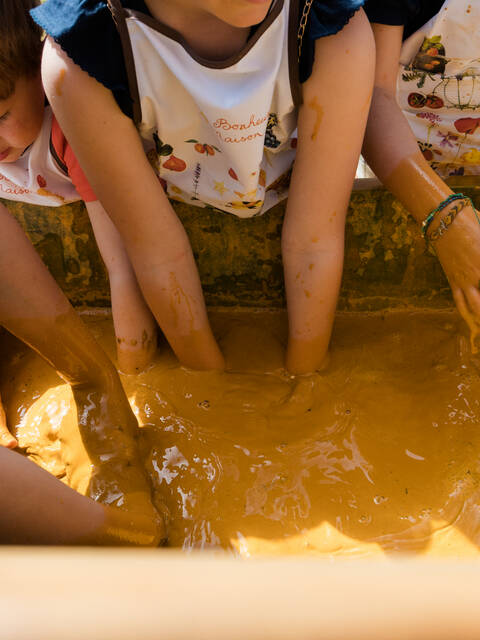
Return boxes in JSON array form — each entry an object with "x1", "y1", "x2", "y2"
[
  {"x1": 163, "y1": 156, "x2": 187, "y2": 172},
  {"x1": 186, "y1": 139, "x2": 221, "y2": 156},
  {"x1": 37, "y1": 175, "x2": 47, "y2": 188},
  {"x1": 454, "y1": 118, "x2": 480, "y2": 135}
]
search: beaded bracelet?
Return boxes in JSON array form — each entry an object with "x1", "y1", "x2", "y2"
[
  {"x1": 429, "y1": 197, "x2": 470, "y2": 241},
  {"x1": 423, "y1": 194, "x2": 480, "y2": 242},
  {"x1": 421, "y1": 193, "x2": 466, "y2": 239}
]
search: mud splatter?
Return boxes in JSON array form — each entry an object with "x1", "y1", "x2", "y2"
[
  {"x1": 54, "y1": 68, "x2": 66, "y2": 97},
  {"x1": 308, "y1": 97, "x2": 323, "y2": 142}
]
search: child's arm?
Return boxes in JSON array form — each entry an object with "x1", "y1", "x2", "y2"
[
  {"x1": 0, "y1": 391, "x2": 16, "y2": 448},
  {"x1": 0, "y1": 202, "x2": 124, "y2": 394},
  {"x1": 0, "y1": 203, "x2": 164, "y2": 540},
  {"x1": 283, "y1": 9, "x2": 375, "y2": 374},
  {"x1": 85, "y1": 200, "x2": 157, "y2": 374},
  {"x1": 52, "y1": 118, "x2": 159, "y2": 374},
  {"x1": 0, "y1": 447, "x2": 160, "y2": 546},
  {"x1": 362, "y1": 24, "x2": 480, "y2": 332},
  {"x1": 41, "y1": 39, "x2": 224, "y2": 372}
]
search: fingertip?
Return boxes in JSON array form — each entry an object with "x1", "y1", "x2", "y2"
[{"x1": 1, "y1": 435, "x2": 18, "y2": 449}]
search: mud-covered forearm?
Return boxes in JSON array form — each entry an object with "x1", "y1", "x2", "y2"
[
  {"x1": 362, "y1": 87, "x2": 452, "y2": 223},
  {"x1": 362, "y1": 24, "x2": 453, "y2": 223},
  {"x1": 0, "y1": 205, "x2": 116, "y2": 387}
]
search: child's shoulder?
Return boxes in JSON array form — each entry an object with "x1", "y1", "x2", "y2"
[
  {"x1": 305, "y1": 0, "x2": 365, "y2": 36},
  {"x1": 308, "y1": 0, "x2": 365, "y2": 18},
  {"x1": 31, "y1": 0, "x2": 149, "y2": 38},
  {"x1": 299, "y1": 0, "x2": 366, "y2": 82},
  {"x1": 31, "y1": 0, "x2": 148, "y2": 119}
]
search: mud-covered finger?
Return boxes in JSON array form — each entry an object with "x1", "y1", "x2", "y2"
[
  {"x1": 452, "y1": 287, "x2": 475, "y2": 327},
  {"x1": 0, "y1": 405, "x2": 17, "y2": 448},
  {"x1": 464, "y1": 286, "x2": 480, "y2": 322},
  {"x1": 452, "y1": 287, "x2": 480, "y2": 353}
]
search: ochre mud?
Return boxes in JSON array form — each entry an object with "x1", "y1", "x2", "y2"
[{"x1": 2, "y1": 310, "x2": 480, "y2": 556}]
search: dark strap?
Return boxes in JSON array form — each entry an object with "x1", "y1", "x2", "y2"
[
  {"x1": 106, "y1": 0, "x2": 143, "y2": 125},
  {"x1": 289, "y1": 0, "x2": 302, "y2": 106},
  {"x1": 297, "y1": 0, "x2": 313, "y2": 61},
  {"x1": 49, "y1": 132, "x2": 68, "y2": 175}
]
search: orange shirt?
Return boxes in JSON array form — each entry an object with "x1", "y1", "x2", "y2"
[{"x1": 50, "y1": 115, "x2": 97, "y2": 203}]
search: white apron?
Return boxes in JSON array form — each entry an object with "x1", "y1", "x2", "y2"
[
  {"x1": 109, "y1": 0, "x2": 300, "y2": 218},
  {"x1": 398, "y1": 0, "x2": 480, "y2": 177},
  {"x1": 0, "y1": 107, "x2": 80, "y2": 206}
]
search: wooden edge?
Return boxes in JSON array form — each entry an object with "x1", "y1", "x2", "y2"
[{"x1": 1, "y1": 549, "x2": 480, "y2": 639}]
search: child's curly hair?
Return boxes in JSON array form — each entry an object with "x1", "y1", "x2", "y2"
[{"x1": 0, "y1": 0, "x2": 43, "y2": 100}]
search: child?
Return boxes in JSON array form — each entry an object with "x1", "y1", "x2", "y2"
[
  {"x1": 34, "y1": 0, "x2": 375, "y2": 375},
  {"x1": 0, "y1": 203, "x2": 165, "y2": 544},
  {"x1": 362, "y1": 0, "x2": 480, "y2": 339},
  {"x1": 0, "y1": 0, "x2": 157, "y2": 375}
]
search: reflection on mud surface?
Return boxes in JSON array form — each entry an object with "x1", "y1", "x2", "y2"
[{"x1": 2, "y1": 310, "x2": 480, "y2": 556}]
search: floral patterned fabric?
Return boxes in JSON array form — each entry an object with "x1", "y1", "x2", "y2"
[{"x1": 398, "y1": 0, "x2": 480, "y2": 177}]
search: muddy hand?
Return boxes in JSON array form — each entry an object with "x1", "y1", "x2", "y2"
[
  {"x1": 70, "y1": 379, "x2": 167, "y2": 544},
  {"x1": 0, "y1": 391, "x2": 17, "y2": 448},
  {"x1": 434, "y1": 204, "x2": 480, "y2": 351}
]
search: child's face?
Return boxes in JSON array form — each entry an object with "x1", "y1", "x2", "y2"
[{"x1": 0, "y1": 74, "x2": 45, "y2": 163}]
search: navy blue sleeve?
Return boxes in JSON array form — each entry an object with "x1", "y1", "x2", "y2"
[
  {"x1": 363, "y1": 1, "x2": 444, "y2": 39},
  {"x1": 363, "y1": 0, "x2": 420, "y2": 26},
  {"x1": 31, "y1": 0, "x2": 145, "y2": 119},
  {"x1": 299, "y1": 0, "x2": 365, "y2": 84}
]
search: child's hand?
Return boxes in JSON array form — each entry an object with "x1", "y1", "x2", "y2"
[
  {"x1": 433, "y1": 204, "x2": 480, "y2": 348},
  {"x1": 66, "y1": 376, "x2": 167, "y2": 545},
  {"x1": 0, "y1": 391, "x2": 17, "y2": 449}
]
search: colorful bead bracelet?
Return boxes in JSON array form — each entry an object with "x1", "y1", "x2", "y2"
[
  {"x1": 421, "y1": 193, "x2": 467, "y2": 240},
  {"x1": 421, "y1": 192, "x2": 480, "y2": 242}
]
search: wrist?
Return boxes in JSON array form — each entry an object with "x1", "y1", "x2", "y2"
[
  {"x1": 421, "y1": 194, "x2": 476, "y2": 244},
  {"x1": 70, "y1": 362, "x2": 121, "y2": 394},
  {"x1": 168, "y1": 325, "x2": 225, "y2": 370},
  {"x1": 286, "y1": 335, "x2": 330, "y2": 375}
]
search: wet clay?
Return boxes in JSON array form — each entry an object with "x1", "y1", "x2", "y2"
[
  {"x1": 0, "y1": 312, "x2": 166, "y2": 544},
  {"x1": 2, "y1": 310, "x2": 480, "y2": 556}
]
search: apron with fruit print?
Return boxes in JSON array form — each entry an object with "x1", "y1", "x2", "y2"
[
  {"x1": 0, "y1": 106, "x2": 81, "y2": 206},
  {"x1": 108, "y1": 0, "x2": 299, "y2": 218},
  {"x1": 398, "y1": 0, "x2": 480, "y2": 177}
]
